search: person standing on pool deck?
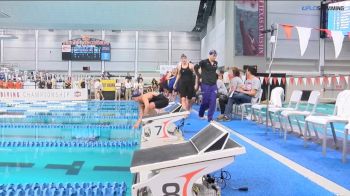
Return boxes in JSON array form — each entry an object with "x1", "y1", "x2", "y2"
[
  {"x1": 194, "y1": 49, "x2": 219, "y2": 122},
  {"x1": 174, "y1": 54, "x2": 196, "y2": 111},
  {"x1": 132, "y1": 92, "x2": 169, "y2": 128}
]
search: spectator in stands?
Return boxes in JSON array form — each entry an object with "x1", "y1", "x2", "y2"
[
  {"x1": 46, "y1": 78, "x2": 52, "y2": 89},
  {"x1": 217, "y1": 67, "x2": 243, "y2": 120},
  {"x1": 125, "y1": 72, "x2": 132, "y2": 81},
  {"x1": 151, "y1": 78, "x2": 158, "y2": 91},
  {"x1": 134, "y1": 78, "x2": 144, "y2": 94},
  {"x1": 173, "y1": 54, "x2": 196, "y2": 111},
  {"x1": 216, "y1": 73, "x2": 228, "y2": 115},
  {"x1": 125, "y1": 78, "x2": 133, "y2": 100},
  {"x1": 7, "y1": 79, "x2": 14, "y2": 89},
  {"x1": 38, "y1": 78, "x2": 46, "y2": 89},
  {"x1": 137, "y1": 74, "x2": 143, "y2": 83},
  {"x1": 94, "y1": 79, "x2": 104, "y2": 100},
  {"x1": 64, "y1": 78, "x2": 71, "y2": 89},
  {"x1": 221, "y1": 66, "x2": 261, "y2": 121},
  {"x1": 51, "y1": 76, "x2": 57, "y2": 89},
  {"x1": 194, "y1": 49, "x2": 219, "y2": 122},
  {"x1": 115, "y1": 79, "x2": 122, "y2": 100},
  {"x1": 120, "y1": 82, "x2": 126, "y2": 100}
]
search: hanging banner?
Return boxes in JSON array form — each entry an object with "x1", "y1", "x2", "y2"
[
  {"x1": 234, "y1": 0, "x2": 265, "y2": 56},
  {"x1": 296, "y1": 27, "x2": 312, "y2": 56},
  {"x1": 0, "y1": 89, "x2": 88, "y2": 101}
]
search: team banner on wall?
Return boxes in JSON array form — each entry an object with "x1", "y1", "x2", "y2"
[
  {"x1": 101, "y1": 80, "x2": 116, "y2": 91},
  {"x1": 235, "y1": 0, "x2": 265, "y2": 56},
  {"x1": 0, "y1": 89, "x2": 88, "y2": 101}
]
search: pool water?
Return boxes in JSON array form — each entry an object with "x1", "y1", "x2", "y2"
[
  {"x1": 0, "y1": 101, "x2": 140, "y2": 195},
  {"x1": 0, "y1": 147, "x2": 135, "y2": 184}
]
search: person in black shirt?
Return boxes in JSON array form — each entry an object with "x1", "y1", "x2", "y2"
[
  {"x1": 194, "y1": 49, "x2": 218, "y2": 122},
  {"x1": 174, "y1": 54, "x2": 195, "y2": 111}
]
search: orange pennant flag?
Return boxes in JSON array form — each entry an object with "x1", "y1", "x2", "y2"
[
  {"x1": 298, "y1": 77, "x2": 303, "y2": 85},
  {"x1": 340, "y1": 75, "x2": 345, "y2": 84},
  {"x1": 332, "y1": 76, "x2": 337, "y2": 84},
  {"x1": 264, "y1": 77, "x2": 269, "y2": 84},
  {"x1": 282, "y1": 24, "x2": 294, "y2": 39},
  {"x1": 315, "y1": 77, "x2": 320, "y2": 85},
  {"x1": 320, "y1": 29, "x2": 332, "y2": 38},
  {"x1": 290, "y1": 77, "x2": 294, "y2": 85},
  {"x1": 306, "y1": 77, "x2": 312, "y2": 85},
  {"x1": 282, "y1": 77, "x2": 286, "y2": 85},
  {"x1": 323, "y1": 76, "x2": 329, "y2": 85},
  {"x1": 273, "y1": 77, "x2": 278, "y2": 85}
]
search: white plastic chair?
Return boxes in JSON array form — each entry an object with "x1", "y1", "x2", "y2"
[
  {"x1": 236, "y1": 89, "x2": 263, "y2": 120},
  {"x1": 281, "y1": 91, "x2": 320, "y2": 140},
  {"x1": 305, "y1": 90, "x2": 350, "y2": 162},
  {"x1": 268, "y1": 90, "x2": 303, "y2": 132},
  {"x1": 252, "y1": 87, "x2": 284, "y2": 124}
]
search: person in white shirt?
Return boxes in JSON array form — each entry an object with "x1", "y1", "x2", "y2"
[
  {"x1": 94, "y1": 79, "x2": 104, "y2": 100},
  {"x1": 134, "y1": 78, "x2": 144, "y2": 94},
  {"x1": 124, "y1": 79, "x2": 133, "y2": 100},
  {"x1": 115, "y1": 79, "x2": 122, "y2": 100}
]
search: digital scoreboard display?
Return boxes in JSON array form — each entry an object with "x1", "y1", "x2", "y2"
[
  {"x1": 62, "y1": 37, "x2": 111, "y2": 61},
  {"x1": 327, "y1": 1, "x2": 350, "y2": 35}
]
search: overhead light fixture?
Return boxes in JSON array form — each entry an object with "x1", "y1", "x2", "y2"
[{"x1": 0, "y1": 34, "x2": 18, "y2": 39}]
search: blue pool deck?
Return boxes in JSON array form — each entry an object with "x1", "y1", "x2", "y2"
[{"x1": 0, "y1": 100, "x2": 349, "y2": 196}]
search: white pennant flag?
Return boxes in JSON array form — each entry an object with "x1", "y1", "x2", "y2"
[
  {"x1": 296, "y1": 27, "x2": 312, "y2": 56},
  {"x1": 331, "y1": 31, "x2": 345, "y2": 59},
  {"x1": 277, "y1": 77, "x2": 282, "y2": 85},
  {"x1": 336, "y1": 76, "x2": 340, "y2": 85},
  {"x1": 320, "y1": 78, "x2": 323, "y2": 86},
  {"x1": 345, "y1": 76, "x2": 349, "y2": 85},
  {"x1": 260, "y1": 77, "x2": 264, "y2": 83},
  {"x1": 311, "y1": 78, "x2": 315, "y2": 86},
  {"x1": 269, "y1": 77, "x2": 273, "y2": 85},
  {"x1": 286, "y1": 77, "x2": 290, "y2": 85}
]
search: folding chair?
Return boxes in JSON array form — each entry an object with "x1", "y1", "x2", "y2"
[
  {"x1": 305, "y1": 90, "x2": 350, "y2": 162},
  {"x1": 281, "y1": 90, "x2": 320, "y2": 140}
]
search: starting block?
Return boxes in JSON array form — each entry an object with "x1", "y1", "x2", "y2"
[
  {"x1": 141, "y1": 103, "x2": 189, "y2": 147},
  {"x1": 131, "y1": 121, "x2": 246, "y2": 196}
]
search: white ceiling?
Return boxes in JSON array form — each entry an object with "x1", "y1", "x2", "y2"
[{"x1": 0, "y1": 1, "x2": 200, "y2": 31}]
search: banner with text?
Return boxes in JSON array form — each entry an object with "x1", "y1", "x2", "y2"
[
  {"x1": 101, "y1": 80, "x2": 116, "y2": 91},
  {"x1": 235, "y1": 0, "x2": 265, "y2": 56},
  {"x1": 0, "y1": 89, "x2": 88, "y2": 101}
]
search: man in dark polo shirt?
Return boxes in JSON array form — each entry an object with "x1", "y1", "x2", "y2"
[{"x1": 194, "y1": 49, "x2": 218, "y2": 122}]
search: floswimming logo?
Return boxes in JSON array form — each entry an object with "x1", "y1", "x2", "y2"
[{"x1": 301, "y1": 5, "x2": 344, "y2": 11}]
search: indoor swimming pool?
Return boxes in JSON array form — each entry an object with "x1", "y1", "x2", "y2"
[{"x1": 0, "y1": 101, "x2": 140, "y2": 196}]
